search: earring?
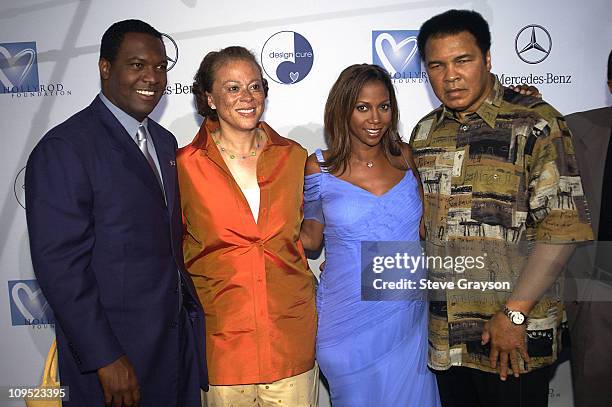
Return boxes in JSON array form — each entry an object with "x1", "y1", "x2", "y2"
[{"x1": 210, "y1": 104, "x2": 216, "y2": 110}]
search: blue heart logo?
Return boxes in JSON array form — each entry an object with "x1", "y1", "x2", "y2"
[
  {"x1": 0, "y1": 45, "x2": 36, "y2": 88},
  {"x1": 10, "y1": 281, "x2": 54, "y2": 323},
  {"x1": 374, "y1": 33, "x2": 419, "y2": 76}
]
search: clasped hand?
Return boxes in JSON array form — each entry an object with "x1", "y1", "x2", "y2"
[{"x1": 481, "y1": 311, "x2": 530, "y2": 381}]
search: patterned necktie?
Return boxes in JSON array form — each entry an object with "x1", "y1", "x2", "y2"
[{"x1": 136, "y1": 124, "x2": 164, "y2": 193}]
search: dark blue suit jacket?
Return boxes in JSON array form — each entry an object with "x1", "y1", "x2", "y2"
[{"x1": 25, "y1": 96, "x2": 208, "y2": 406}]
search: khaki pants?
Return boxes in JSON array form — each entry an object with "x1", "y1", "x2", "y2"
[{"x1": 203, "y1": 365, "x2": 319, "y2": 407}]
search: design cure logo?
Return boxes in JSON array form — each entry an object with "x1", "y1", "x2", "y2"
[
  {"x1": 515, "y1": 25, "x2": 552, "y2": 64},
  {"x1": 372, "y1": 30, "x2": 423, "y2": 81},
  {"x1": 0, "y1": 41, "x2": 40, "y2": 94},
  {"x1": 261, "y1": 31, "x2": 314, "y2": 84},
  {"x1": 8, "y1": 280, "x2": 55, "y2": 326}
]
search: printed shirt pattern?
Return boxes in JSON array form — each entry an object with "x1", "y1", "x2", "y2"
[{"x1": 410, "y1": 76, "x2": 593, "y2": 373}]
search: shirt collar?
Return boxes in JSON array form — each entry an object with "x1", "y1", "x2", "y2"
[
  {"x1": 99, "y1": 92, "x2": 148, "y2": 140},
  {"x1": 191, "y1": 119, "x2": 291, "y2": 151},
  {"x1": 436, "y1": 74, "x2": 504, "y2": 129}
]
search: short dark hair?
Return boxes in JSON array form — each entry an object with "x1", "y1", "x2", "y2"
[
  {"x1": 192, "y1": 46, "x2": 268, "y2": 120},
  {"x1": 100, "y1": 19, "x2": 162, "y2": 62},
  {"x1": 323, "y1": 64, "x2": 401, "y2": 175},
  {"x1": 417, "y1": 9, "x2": 491, "y2": 60}
]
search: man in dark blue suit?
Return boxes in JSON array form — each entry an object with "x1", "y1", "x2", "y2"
[{"x1": 25, "y1": 20, "x2": 207, "y2": 406}]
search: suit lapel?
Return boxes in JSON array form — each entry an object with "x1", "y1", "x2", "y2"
[
  {"x1": 91, "y1": 97, "x2": 166, "y2": 202},
  {"x1": 148, "y1": 123, "x2": 176, "y2": 215}
]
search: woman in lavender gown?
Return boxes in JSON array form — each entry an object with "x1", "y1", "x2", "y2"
[{"x1": 300, "y1": 64, "x2": 440, "y2": 407}]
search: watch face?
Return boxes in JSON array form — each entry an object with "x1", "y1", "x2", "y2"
[{"x1": 511, "y1": 312, "x2": 525, "y2": 325}]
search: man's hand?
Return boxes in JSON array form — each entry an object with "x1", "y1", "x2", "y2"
[
  {"x1": 481, "y1": 311, "x2": 530, "y2": 381},
  {"x1": 97, "y1": 355, "x2": 140, "y2": 407},
  {"x1": 511, "y1": 84, "x2": 542, "y2": 98}
]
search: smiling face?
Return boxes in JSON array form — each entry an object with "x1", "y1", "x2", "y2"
[
  {"x1": 425, "y1": 31, "x2": 492, "y2": 117},
  {"x1": 348, "y1": 80, "x2": 392, "y2": 148},
  {"x1": 99, "y1": 32, "x2": 167, "y2": 122},
  {"x1": 206, "y1": 59, "x2": 265, "y2": 135}
]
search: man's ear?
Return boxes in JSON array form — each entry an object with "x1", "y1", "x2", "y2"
[
  {"x1": 99, "y1": 58, "x2": 111, "y2": 81},
  {"x1": 485, "y1": 50, "x2": 491, "y2": 72}
]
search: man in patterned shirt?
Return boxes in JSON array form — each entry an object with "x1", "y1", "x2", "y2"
[{"x1": 410, "y1": 9, "x2": 593, "y2": 407}]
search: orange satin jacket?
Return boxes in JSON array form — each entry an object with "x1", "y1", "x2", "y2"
[{"x1": 177, "y1": 119, "x2": 317, "y2": 385}]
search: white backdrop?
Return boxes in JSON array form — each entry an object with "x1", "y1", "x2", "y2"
[{"x1": 1, "y1": 0, "x2": 611, "y2": 406}]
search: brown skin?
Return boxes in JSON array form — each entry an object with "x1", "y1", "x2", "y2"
[
  {"x1": 301, "y1": 80, "x2": 425, "y2": 251},
  {"x1": 206, "y1": 59, "x2": 265, "y2": 138},
  {"x1": 96, "y1": 31, "x2": 168, "y2": 407},
  {"x1": 425, "y1": 31, "x2": 564, "y2": 381},
  {"x1": 97, "y1": 355, "x2": 141, "y2": 407},
  {"x1": 481, "y1": 243, "x2": 575, "y2": 380},
  {"x1": 205, "y1": 59, "x2": 267, "y2": 191},
  {"x1": 99, "y1": 32, "x2": 168, "y2": 122},
  {"x1": 424, "y1": 31, "x2": 493, "y2": 120},
  {"x1": 511, "y1": 84, "x2": 541, "y2": 97}
]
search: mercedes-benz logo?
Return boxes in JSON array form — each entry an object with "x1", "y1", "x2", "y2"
[
  {"x1": 161, "y1": 33, "x2": 179, "y2": 71},
  {"x1": 515, "y1": 24, "x2": 552, "y2": 64},
  {"x1": 14, "y1": 166, "x2": 26, "y2": 209}
]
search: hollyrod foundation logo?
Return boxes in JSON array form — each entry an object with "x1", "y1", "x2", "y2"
[
  {"x1": 372, "y1": 30, "x2": 427, "y2": 84},
  {"x1": 261, "y1": 31, "x2": 314, "y2": 84},
  {"x1": 0, "y1": 41, "x2": 71, "y2": 98},
  {"x1": 0, "y1": 42, "x2": 39, "y2": 94},
  {"x1": 8, "y1": 279, "x2": 55, "y2": 326}
]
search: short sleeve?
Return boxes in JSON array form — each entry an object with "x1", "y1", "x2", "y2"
[
  {"x1": 304, "y1": 173, "x2": 324, "y2": 224},
  {"x1": 526, "y1": 109, "x2": 594, "y2": 243}
]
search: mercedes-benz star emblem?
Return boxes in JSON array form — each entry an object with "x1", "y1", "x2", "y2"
[
  {"x1": 14, "y1": 166, "x2": 26, "y2": 209},
  {"x1": 161, "y1": 33, "x2": 179, "y2": 71},
  {"x1": 515, "y1": 24, "x2": 552, "y2": 64}
]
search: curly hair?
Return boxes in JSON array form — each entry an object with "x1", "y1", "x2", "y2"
[
  {"x1": 192, "y1": 46, "x2": 268, "y2": 120},
  {"x1": 417, "y1": 9, "x2": 491, "y2": 60}
]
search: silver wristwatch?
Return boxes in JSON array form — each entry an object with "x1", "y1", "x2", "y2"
[{"x1": 503, "y1": 306, "x2": 526, "y2": 325}]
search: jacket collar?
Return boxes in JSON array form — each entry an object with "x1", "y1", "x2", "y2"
[{"x1": 191, "y1": 119, "x2": 290, "y2": 151}]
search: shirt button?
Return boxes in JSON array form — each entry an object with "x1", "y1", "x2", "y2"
[{"x1": 460, "y1": 125, "x2": 469, "y2": 131}]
